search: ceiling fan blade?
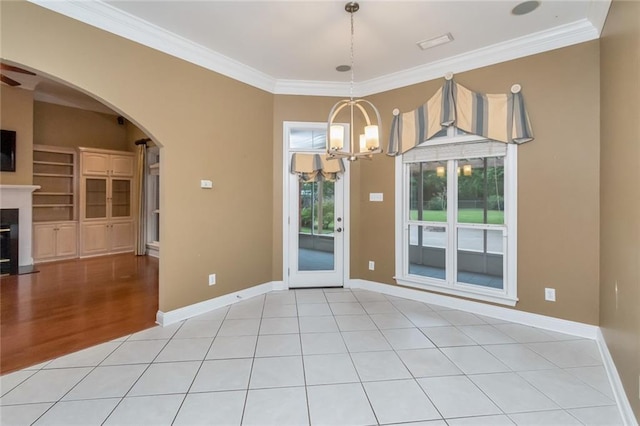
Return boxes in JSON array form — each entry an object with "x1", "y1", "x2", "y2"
[
  {"x1": 0, "y1": 64, "x2": 36, "y2": 75},
  {"x1": 0, "y1": 74, "x2": 21, "y2": 87}
]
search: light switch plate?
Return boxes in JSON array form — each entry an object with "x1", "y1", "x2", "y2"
[
  {"x1": 544, "y1": 288, "x2": 556, "y2": 302},
  {"x1": 201, "y1": 180, "x2": 213, "y2": 189},
  {"x1": 369, "y1": 193, "x2": 383, "y2": 202}
]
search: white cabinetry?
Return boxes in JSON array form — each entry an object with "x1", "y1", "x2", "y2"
[
  {"x1": 32, "y1": 145, "x2": 78, "y2": 263},
  {"x1": 33, "y1": 222, "x2": 78, "y2": 262},
  {"x1": 78, "y1": 148, "x2": 135, "y2": 257},
  {"x1": 81, "y1": 151, "x2": 134, "y2": 177}
]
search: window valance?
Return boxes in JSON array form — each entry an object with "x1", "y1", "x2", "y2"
[
  {"x1": 388, "y1": 78, "x2": 534, "y2": 156},
  {"x1": 290, "y1": 153, "x2": 345, "y2": 182}
]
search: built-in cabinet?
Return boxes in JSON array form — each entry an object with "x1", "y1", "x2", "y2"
[
  {"x1": 33, "y1": 222, "x2": 78, "y2": 261},
  {"x1": 81, "y1": 151, "x2": 134, "y2": 177},
  {"x1": 32, "y1": 145, "x2": 78, "y2": 262},
  {"x1": 79, "y1": 148, "x2": 135, "y2": 257}
]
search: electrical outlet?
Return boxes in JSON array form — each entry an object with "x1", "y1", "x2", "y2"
[
  {"x1": 208, "y1": 273, "x2": 216, "y2": 286},
  {"x1": 544, "y1": 287, "x2": 556, "y2": 302},
  {"x1": 368, "y1": 261, "x2": 375, "y2": 271}
]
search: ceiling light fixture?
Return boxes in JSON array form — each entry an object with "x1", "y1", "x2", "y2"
[
  {"x1": 327, "y1": 1, "x2": 382, "y2": 162},
  {"x1": 417, "y1": 33, "x2": 454, "y2": 51}
]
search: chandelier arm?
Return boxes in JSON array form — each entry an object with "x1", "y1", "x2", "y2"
[
  {"x1": 327, "y1": 100, "x2": 351, "y2": 155},
  {"x1": 328, "y1": 100, "x2": 351, "y2": 123},
  {"x1": 353, "y1": 102, "x2": 372, "y2": 126},
  {"x1": 350, "y1": 100, "x2": 355, "y2": 155},
  {"x1": 359, "y1": 99, "x2": 383, "y2": 142}
]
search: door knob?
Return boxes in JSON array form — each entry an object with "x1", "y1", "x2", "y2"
[{"x1": 336, "y1": 227, "x2": 343, "y2": 233}]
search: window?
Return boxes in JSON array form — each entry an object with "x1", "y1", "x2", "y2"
[
  {"x1": 395, "y1": 131, "x2": 518, "y2": 306},
  {"x1": 146, "y1": 146, "x2": 160, "y2": 257}
]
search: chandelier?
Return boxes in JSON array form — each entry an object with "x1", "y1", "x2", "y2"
[{"x1": 327, "y1": 2, "x2": 382, "y2": 162}]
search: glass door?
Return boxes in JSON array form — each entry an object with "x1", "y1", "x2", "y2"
[
  {"x1": 85, "y1": 178, "x2": 107, "y2": 219},
  {"x1": 285, "y1": 122, "x2": 346, "y2": 288},
  {"x1": 110, "y1": 179, "x2": 131, "y2": 218}
]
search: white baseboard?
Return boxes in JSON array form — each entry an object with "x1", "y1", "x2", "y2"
[
  {"x1": 146, "y1": 245, "x2": 159, "y2": 259},
  {"x1": 596, "y1": 328, "x2": 638, "y2": 426},
  {"x1": 156, "y1": 281, "x2": 279, "y2": 326},
  {"x1": 348, "y1": 279, "x2": 598, "y2": 339},
  {"x1": 272, "y1": 281, "x2": 286, "y2": 291}
]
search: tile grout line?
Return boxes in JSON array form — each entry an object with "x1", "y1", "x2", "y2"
[
  {"x1": 366, "y1": 293, "x2": 449, "y2": 423},
  {"x1": 168, "y1": 305, "x2": 231, "y2": 425},
  {"x1": 238, "y1": 294, "x2": 268, "y2": 426},
  {"x1": 325, "y1": 290, "x2": 381, "y2": 425},
  {"x1": 23, "y1": 337, "x2": 130, "y2": 425},
  {"x1": 298, "y1": 289, "x2": 314, "y2": 426},
  {"x1": 100, "y1": 319, "x2": 188, "y2": 425}
]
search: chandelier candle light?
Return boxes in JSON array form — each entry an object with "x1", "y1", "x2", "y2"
[{"x1": 327, "y1": 1, "x2": 382, "y2": 161}]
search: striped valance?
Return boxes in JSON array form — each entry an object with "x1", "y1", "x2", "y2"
[
  {"x1": 290, "y1": 153, "x2": 345, "y2": 182},
  {"x1": 388, "y1": 78, "x2": 533, "y2": 156}
]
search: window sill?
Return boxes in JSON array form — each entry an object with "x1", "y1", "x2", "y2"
[{"x1": 395, "y1": 276, "x2": 518, "y2": 307}]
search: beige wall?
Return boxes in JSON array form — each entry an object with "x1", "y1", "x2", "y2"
[
  {"x1": 361, "y1": 41, "x2": 601, "y2": 325},
  {"x1": 0, "y1": 85, "x2": 33, "y2": 185},
  {"x1": 1, "y1": 1, "x2": 274, "y2": 311},
  {"x1": 272, "y1": 42, "x2": 601, "y2": 325},
  {"x1": 600, "y1": 0, "x2": 640, "y2": 417},
  {"x1": 33, "y1": 101, "x2": 131, "y2": 151}
]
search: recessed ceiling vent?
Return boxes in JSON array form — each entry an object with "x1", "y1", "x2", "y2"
[{"x1": 417, "y1": 33, "x2": 454, "y2": 51}]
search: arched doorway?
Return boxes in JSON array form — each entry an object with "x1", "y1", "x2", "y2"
[{"x1": 0, "y1": 61, "x2": 161, "y2": 373}]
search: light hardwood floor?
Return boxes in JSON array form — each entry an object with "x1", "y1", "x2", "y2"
[{"x1": 0, "y1": 253, "x2": 158, "y2": 374}]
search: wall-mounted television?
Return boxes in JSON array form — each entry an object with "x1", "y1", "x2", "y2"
[{"x1": 1, "y1": 130, "x2": 17, "y2": 172}]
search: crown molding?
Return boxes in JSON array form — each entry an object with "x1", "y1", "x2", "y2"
[
  {"x1": 587, "y1": 0, "x2": 612, "y2": 36},
  {"x1": 28, "y1": 1, "x2": 606, "y2": 98},
  {"x1": 28, "y1": 0, "x2": 277, "y2": 93},
  {"x1": 273, "y1": 79, "x2": 350, "y2": 97}
]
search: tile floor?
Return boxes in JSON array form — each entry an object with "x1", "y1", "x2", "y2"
[{"x1": 0, "y1": 288, "x2": 625, "y2": 426}]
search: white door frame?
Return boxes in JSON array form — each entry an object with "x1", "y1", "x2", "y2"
[{"x1": 282, "y1": 121, "x2": 350, "y2": 288}]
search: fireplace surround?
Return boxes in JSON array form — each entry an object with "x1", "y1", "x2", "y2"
[{"x1": 0, "y1": 185, "x2": 39, "y2": 270}]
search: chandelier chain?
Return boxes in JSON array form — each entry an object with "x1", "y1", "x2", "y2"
[{"x1": 350, "y1": 8, "x2": 355, "y2": 100}]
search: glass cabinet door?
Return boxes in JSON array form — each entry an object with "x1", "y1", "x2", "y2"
[
  {"x1": 111, "y1": 179, "x2": 131, "y2": 218},
  {"x1": 85, "y1": 178, "x2": 107, "y2": 219}
]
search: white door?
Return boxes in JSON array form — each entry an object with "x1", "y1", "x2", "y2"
[{"x1": 284, "y1": 122, "x2": 348, "y2": 288}]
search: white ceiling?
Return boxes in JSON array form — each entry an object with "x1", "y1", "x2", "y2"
[{"x1": 9, "y1": 0, "x2": 610, "y2": 108}]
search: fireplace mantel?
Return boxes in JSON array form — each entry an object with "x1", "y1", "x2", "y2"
[{"x1": 0, "y1": 185, "x2": 40, "y2": 266}]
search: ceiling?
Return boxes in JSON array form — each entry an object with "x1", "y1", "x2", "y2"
[{"x1": 6, "y1": 1, "x2": 610, "y2": 110}]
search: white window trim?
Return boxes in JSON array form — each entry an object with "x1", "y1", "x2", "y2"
[
  {"x1": 146, "y1": 146, "x2": 160, "y2": 251},
  {"x1": 394, "y1": 137, "x2": 518, "y2": 306}
]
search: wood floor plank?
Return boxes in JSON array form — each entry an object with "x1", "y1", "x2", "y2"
[{"x1": 0, "y1": 253, "x2": 158, "y2": 374}]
